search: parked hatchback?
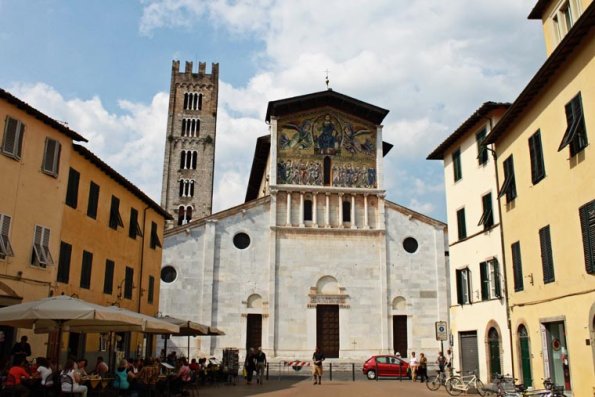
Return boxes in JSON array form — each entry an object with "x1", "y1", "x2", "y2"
[{"x1": 362, "y1": 355, "x2": 410, "y2": 380}]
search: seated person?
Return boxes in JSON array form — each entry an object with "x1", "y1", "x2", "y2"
[
  {"x1": 170, "y1": 358, "x2": 192, "y2": 393},
  {"x1": 6, "y1": 358, "x2": 32, "y2": 397},
  {"x1": 35, "y1": 357, "x2": 54, "y2": 387},
  {"x1": 113, "y1": 359, "x2": 137, "y2": 394},
  {"x1": 93, "y1": 356, "x2": 109, "y2": 376},
  {"x1": 134, "y1": 357, "x2": 159, "y2": 394},
  {"x1": 189, "y1": 358, "x2": 199, "y2": 372},
  {"x1": 60, "y1": 359, "x2": 87, "y2": 397},
  {"x1": 76, "y1": 358, "x2": 89, "y2": 377}
]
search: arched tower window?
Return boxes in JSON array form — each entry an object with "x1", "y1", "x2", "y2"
[
  {"x1": 192, "y1": 151, "x2": 198, "y2": 169},
  {"x1": 177, "y1": 206, "x2": 185, "y2": 226},
  {"x1": 186, "y1": 206, "x2": 192, "y2": 223},
  {"x1": 198, "y1": 94, "x2": 202, "y2": 110},
  {"x1": 304, "y1": 199, "x2": 313, "y2": 221},
  {"x1": 180, "y1": 151, "x2": 186, "y2": 170},
  {"x1": 189, "y1": 180, "x2": 195, "y2": 197},
  {"x1": 342, "y1": 201, "x2": 351, "y2": 222},
  {"x1": 183, "y1": 93, "x2": 189, "y2": 110},
  {"x1": 185, "y1": 152, "x2": 192, "y2": 169},
  {"x1": 181, "y1": 119, "x2": 186, "y2": 136},
  {"x1": 323, "y1": 156, "x2": 331, "y2": 186},
  {"x1": 178, "y1": 180, "x2": 184, "y2": 197}
]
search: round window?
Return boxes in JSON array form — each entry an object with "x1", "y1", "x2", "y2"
[
  {"x1": 233, "y1": 232, "x2": 250, "y2": 249},
  {"x1": 403, "y1": 237, "x2": 418, "y2": 253},
  {"x1": 161, "y1": 266, "x2": 177, "y2": 283}
]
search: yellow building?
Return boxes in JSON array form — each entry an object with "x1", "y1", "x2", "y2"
[
  {"x1": 0, "y1": 88, "x2": 86, "y2": 365},
  {"x1": 0, "y1": 87, "x2": 171, "y2": 366},
  {"x1": 485, "y1": 1, "x2": 594, "y2": 395},
  {"x1": 55, "y1": 144, "x2": 171, "y2": 363}
]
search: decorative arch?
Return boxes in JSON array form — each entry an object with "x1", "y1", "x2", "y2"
[
  {"x1": 308, "y1": 276, "x2": 349, "y2": 308},
  {"x1": 247, "y1": 294, "x2": 263, "y2": 309},
  {"x1": 391, "y1": 296, "x2": 407, "y2": 311},
  {"x1": 316, "y1": 276, "x2": 339, "y2": 295}
]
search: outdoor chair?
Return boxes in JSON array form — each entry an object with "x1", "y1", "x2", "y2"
[{"x1": 59, "y1": 374, "x2": 84, "y2": 397}]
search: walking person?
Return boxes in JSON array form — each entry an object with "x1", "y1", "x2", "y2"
[
  {"x1": 255, "y1": 347, "x2": 267, "y2": 385},
  {"x1": 446, "y1": 349, "x2": 453, "y2": 377},
  {"x1": 244, "y1": 348, "x2": 256, "y2": 385},
  {"x1": 409, "y1": 351, "x2": 419, "y2": 381},
  {"x1": 312, "y1": 347, "x2": 325, "y2": 385},
  {"x1": 419, "y1": 352, "x2": 428, "y2": 382}
]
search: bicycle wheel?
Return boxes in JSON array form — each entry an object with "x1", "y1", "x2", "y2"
[
  {"x1": 474, "y1": 379, "x2": 486, "y2": 396},
  {"x1": 445, "y1": 377, "x2": 464, "y2": 396},
  {"x1": 426, "y1": 374, "x2": 441, "y2": 391}
]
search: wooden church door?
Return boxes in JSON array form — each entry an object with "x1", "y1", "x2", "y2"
[{"x1": 317, "y1": 305, "x2": 339, "y2": 358}]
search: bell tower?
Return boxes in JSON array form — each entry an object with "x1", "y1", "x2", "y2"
[{"x1": 161, "y1": 60, "x2": 219, "y2": 228}]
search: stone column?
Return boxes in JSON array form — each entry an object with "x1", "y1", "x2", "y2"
[
  {"x1": 299, "y1": 192, "x2": 305, "y2": 227},
  {"x1": 325, "y1": 193, "x2": 330, "y2": 228},
  {"x1": 312, "y1": 193, "x2": 318, "y2": 228},
  {"x1": 338, "y1": 192, "x2": 344, "y2": 228},
  {"x1": 286, "y1": 191, "x2": 291, "y2": 226}
]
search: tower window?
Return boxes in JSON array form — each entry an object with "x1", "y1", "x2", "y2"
[
  {"x1": 183, "y1": 92, "x2": 203, "y2": 111},
  {"x1": 178, "y1": 205, "x2": 193, "y2": 225}
]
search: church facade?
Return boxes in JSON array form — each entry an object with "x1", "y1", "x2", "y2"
[{"x1": 159, "y1": 88, "x2": 449, "y2": 362}]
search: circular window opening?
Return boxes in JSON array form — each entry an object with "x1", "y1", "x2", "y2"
[
  {"x1": 233, "y1": 232, "x2": 251, "y2": 249},
  {"x1": 403, "y1": 237, "x2": 418, "y2": 253},
  {"x1": 161, "y1": 266, "x2": 177, "y2": 283}
]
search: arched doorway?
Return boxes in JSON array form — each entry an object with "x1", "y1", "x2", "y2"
[
  {"x1": 315, "y1": 276, "x2": 340, "y2": 358},
  {"x1": 246, "y1": 294, "x2": 263, "y2": 351},
  {"x1": 487, "y1": 327, "x2": 501, "y2": 381},
  {"x1": 518, "y1": 325, "x2": 532, "y2": 387}
]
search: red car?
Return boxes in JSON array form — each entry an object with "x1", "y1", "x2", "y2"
[{"x1": 362, "y1": 355, "x2": 410, "y2": 380}]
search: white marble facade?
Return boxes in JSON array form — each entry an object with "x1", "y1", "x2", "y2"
[{"x1": 158, "y1": 90, "x2": 449, "y2": 363}]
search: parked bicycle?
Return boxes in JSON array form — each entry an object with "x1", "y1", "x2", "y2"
[
  {"x1": 426, "y1": 369, "x2": 449, "y2": 391},
  {"x1": 483, "y1": 375, "x2": 565, "y2": 397},
  {"x1": 445, "y1": 369, "x2": 486, "y2": 396}
]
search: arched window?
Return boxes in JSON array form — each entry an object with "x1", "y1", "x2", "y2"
[
  {"x1": 177, "y1": 206, "x2": 185, "y2": 226},
  {"x1": 488, "y1": 327, "x2": 501, "y2": 382},
  {"x1": 183, "y1": 93, "x2": 189, "y2": 110},
  {"x1": 178, "y1": 180, "x2": 184, "y2": 197},
  {"x1": 518, "y1": 325, "x2": 533, "y2": 387},
  {"x1": 180, "y1": 151, "x2": 186, "y2": 170},
  {"x1": 185, "y1": 152, "x2": 191, "y2": 169},
  {"x1": 181, "y1": 119, "x2": 186, "y2": 136},
  {"x1": 324, "y1": 156, "x2": 331, "y2": 186},
  {"x1": 196, "y1": 119, "x2": 201, "y2": 135},
  {"x1": 198, "y1": 94, "x2": 202, "y2": 110},
  {"x1": 186, "y1": 206, "x2": 192, "y2": 223},
  {"x1": 193, "y1": 93, "x2": 198, "y2": 110},
  {"x1": 189, "y1": 180, "x2": 195, "y2": 197},
  {"x1": 342, "y1": 201, "x2": 351, "y2": 222},
  {"x1": 304, "y1": 199, "x2": 313, "y2": 221},
  {"x1": 192, "y1": 151, "x2": 198, "y2": 169}
]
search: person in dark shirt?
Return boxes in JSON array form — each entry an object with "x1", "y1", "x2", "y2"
[
  {"x1": 11, "y1": 336, "x2": 31, "y2": 366},
  {"x1": 312, "y1": 347, "x2": 325, "y2": 385}
]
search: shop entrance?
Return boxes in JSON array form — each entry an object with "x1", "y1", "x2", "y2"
[
  {"x1": 246, "y1": 314, "x2": 262, "y2": 351},
  {"x1": 542, "y1": 321, "x2": 571, "y2": 391},
  {"x1": 519, "y1": 325, "x2": 532, "y2": 387},
  {"x1": 392, "y1": 315, "x2": 408, "y2": 358},
  {"x1": 459, "y1": 331, "x2": 479, "y2": 373},
  {"x1": 317, "y1": 305, "x2": 339, "y2": 358}
]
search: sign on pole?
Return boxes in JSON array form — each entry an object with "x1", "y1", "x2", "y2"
[{"x1": 435, "y1": 321, "x2": 448, "y2": 341}]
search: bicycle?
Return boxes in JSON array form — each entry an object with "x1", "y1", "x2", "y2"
[
  {"x1": 445, "y1": 369, "x2": 486, "y2": 396},
  {"x1": 426, "y1": 368, "x2": 449, "y2": 391}
]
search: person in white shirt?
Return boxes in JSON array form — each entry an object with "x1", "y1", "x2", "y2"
[
  {"x1": 61, "y1": 359, "x2": 88, "y2": 397},
  {"x1": 409, "y1": 351, "x2": 419, "y2": 381},
  {"x1": 36, "y1": 357, "x2": 53, "y2": 386}
]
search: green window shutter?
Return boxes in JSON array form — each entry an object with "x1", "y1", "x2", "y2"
[
  {"x1": 480, "y1": 261, "x2": 489, "y2": 300},
  {"x1": 57, "y1": 241, "x2": 72, "y2": 283},
  {"x1": 148, "y1": 276, "x2": 155, "y2": 304},
  {"x1": 87, "y1": 181, "x2": 100, "y2": 219},
  {"x1": 65, "y1": 168, "x2": 80, "y2": 209},
  {"x1": 453, "y1": 149, "x2": 462, "y2": 182},
  {"x1": 104, "y1": 259, "x2": 114, "y2": 294},
  {"x1": 512, "y1": 242, "x2": 524, "y2": 291},
  {"x1": 579, "y1": 201, "x2": 595, "y2": 274},
  {"x1": 80, "y1": 250, "x2": 93, "y2": 289},
  {"x1": 493, "y1": 260, "x2": 502, "y2": 298},
  {"x1": 124, "y1": 266, "x2": 134, "y2": 299},
  {"x1": 539, "y1": 225, "x2": 555, "y2": 283},
  {"x1": 457, "y1": 208, "x2": 467, "y2": 240}
]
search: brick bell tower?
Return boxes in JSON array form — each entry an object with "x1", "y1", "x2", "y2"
[{"x1": 161, "y1": 60, "x2": 219, "y2": 228}]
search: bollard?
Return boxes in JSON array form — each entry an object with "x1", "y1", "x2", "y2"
[
  {"x1": 352, "y1": 363, "x2": 355, "y2": 381},
  {"x1": 329, "y1": 362, "x2": 332, "y2": 381}
]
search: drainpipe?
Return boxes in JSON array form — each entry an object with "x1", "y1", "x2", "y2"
[
  {"x1": 482, "y1": 116, "x2": 515, "y2": 380},
  {"x1": 138, "y1": 207, "x2": 149, "y2": 356}
]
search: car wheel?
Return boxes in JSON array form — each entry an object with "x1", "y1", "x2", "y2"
[{"x1": 366, "y1": 370, "x2": 376, "y2": 380}]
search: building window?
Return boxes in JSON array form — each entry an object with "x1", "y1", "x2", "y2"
[
  {"x1": 342, "y1": 201, "x2": 351, "y2": 223},
  {"x1": 476, "y1": 128, "x2": 488, "y2": 165},
  {"x1": 403, "y1": 237, "x2": 419, "y2": 254},
  {"x1": 0, "y1": 214, "x2": 15, "y2": 260},
  {"x1": 529, "y1": 130, "x2": 546, "y2": 185},
  {"x1": 539, "y1": 225, "x2": 555, "y2": 284},
  {"x1": 183, "y1": 92, "x2": 202, "y2": 111},
  {"x1": 304, "y1": 200, "x2": 313, "y2": 222},
  {"x1": 124, "y1": 266, "x2": 133, "y2": 299},
  {"x1": 57, "y1": 241, "x2": 72, "y2": 283},
  {"x1": 511, "y1": 241, "x2": 524, "y2": 292},
  {"x1": 478, "y1": 193, "x2": 494, "y2": 230},
  {"x1": 80, "y1": 250, "x2": 93, "y2": 289},
  {"x1": 579, "y1": 199, "x2": 595, "y2": 274},
  {"x1": 192, "y1": 151, "x2": 198, "y2": 169},
  {"x1": 2, "y1": 116, "x2": 25, "y2": 160},
  {"x1": 180, "y1": 150, "x2": 186, "y2": 169},
  {"x1": 452, "y1": 148, "x2": 462, "y2": 182},
  {"x1": 177, "y1": 206, "x2": 193, "y2": 226},
  {"x1": 150, "y1": 222, "x2": 161, "y2": 249},
  {"x1": 457, "y1": 208, "x2": 467, "y2": 240},
  {"x1": 499, "y1": 155, "x2": 517, "y2": 203},
  {"x1": 32, "y1": 225, "x2": 53, "y2": 267},
  {"x1": 161, "y1": 266, "x2": 177, "y2": 283},
  {"x1": 233, "y1": 233, "x2": 250, "y2": 249},
  {"x1": 480, "y1": 259, "x2": 501, "y2": 300},
  {"x1": 109, "y1": 195, "x2": 124, "y2": 230},
  {"x1": 181, "y1": 118, "x2": 201, "y2": 137},
  {"x1": 87, "y1": 181, "x2": 100, "y2": 219},
  {"x1": 104, "y1": 259, "x2": 114, "y2": 294},
  {"x1": 42, "y1": 138, "x2": 61, "y2": 176},
  {"x1": 558, "y1": 92, "x2": 588, "y2": 156},
  {"x1": 129, "y1": 208, "x2": 143, "y2": 239},
  {"x1": 456, "y1": 268, "x2": 471, "y2": 305},
  {"x1": 148, "y1": 276, "x2": 155, "y2": 304},
  {"x1": 178, "y1": 180, "x2": 195, "y2": 197},
  {"x1": 65, "y1": 168, "x2": 80, "y2": 209}
]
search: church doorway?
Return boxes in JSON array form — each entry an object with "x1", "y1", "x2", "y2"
[
  {"x1": 246, "y1": 314, "x2": 262, "y2": 350},
  {"x1": 316, "y1": 305, "x2": 339, "y2": 358},
  {"x1": 392, "y1": 315, "x2": 408, "y2": 358}
]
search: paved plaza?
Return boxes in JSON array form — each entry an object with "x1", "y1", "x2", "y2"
[{"x1": 196, "y1": 378, "x2": 451, "y2": 397}]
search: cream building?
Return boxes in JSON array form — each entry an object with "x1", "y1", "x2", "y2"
[
  {"x1": 485, "y1": 1, "x2": 595, "y2": 395},
  {"x1": 159, "y1": 90, "x2": 450, "y2": 363},
  {"x1": 428, "y1": 103, "x2": 513, "y2": 382}
]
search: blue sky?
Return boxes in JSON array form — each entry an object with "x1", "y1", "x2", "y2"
[{"x1": 0, "y1": 0, "x2": 546, "y2": 222}]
